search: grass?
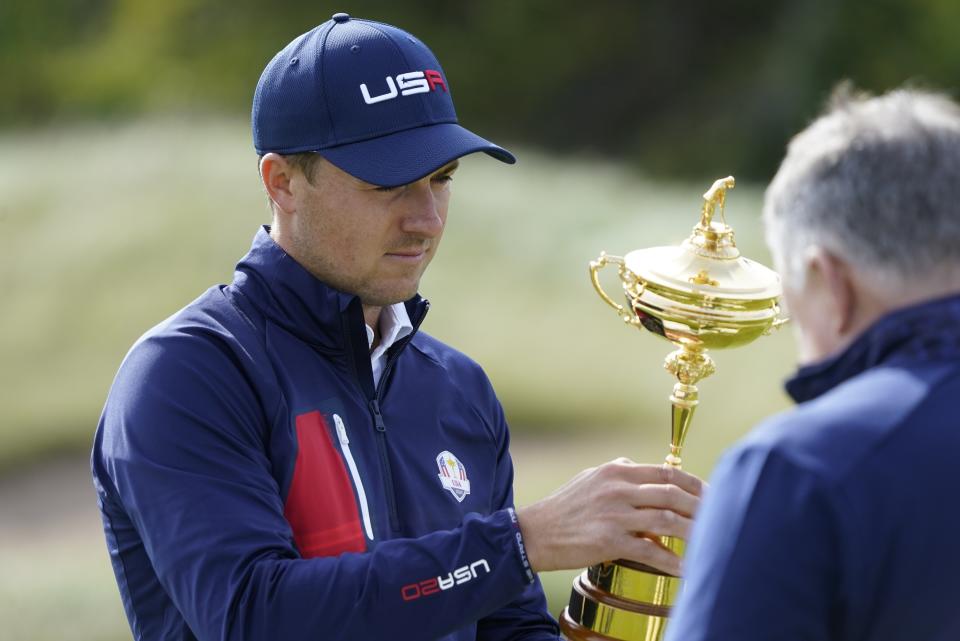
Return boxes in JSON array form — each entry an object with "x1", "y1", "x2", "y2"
[
  {"x1": 0, "y1": 118, "x2": 800, "y2": 639},
  {"x1": 0, "y1": 532, "x2": 130, "y2": 641}
]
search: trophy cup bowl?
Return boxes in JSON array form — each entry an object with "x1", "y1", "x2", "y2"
[{"x1": 559, "y1": 177, "x2": 786, "y2": 641}]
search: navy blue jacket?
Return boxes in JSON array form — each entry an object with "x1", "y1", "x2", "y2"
[
  {"x1": 666, "y1": 294, "x2": 960, "y2": 641},
  {"x1": 92, "y1": 227, "x2": 558, "y2": 641}
]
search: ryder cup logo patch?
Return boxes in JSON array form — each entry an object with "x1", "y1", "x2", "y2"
[{"x1": 436, "y1": 451, "x2": 470, "y2": 502}]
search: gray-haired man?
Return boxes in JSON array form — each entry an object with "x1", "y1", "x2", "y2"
[{"x1": 666, "y1": 87, "x2": 960, "y2": 641}]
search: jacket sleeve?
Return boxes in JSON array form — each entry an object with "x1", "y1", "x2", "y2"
[
  {"x1": 94, "y1": 333, "x2": 538, "y2": 641},
  {"x1": 664, "y1": 443, "x2": 841, "y2": 641},
  {"x1": 475, "y1": 398, "x2": 561, "y2": 641}
]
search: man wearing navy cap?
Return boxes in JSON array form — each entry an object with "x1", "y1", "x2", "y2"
[{"x1": 93, "y1": 14, "x2": 702, "y2": 641}]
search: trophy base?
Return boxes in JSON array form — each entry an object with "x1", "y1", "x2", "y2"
[{"x1": 559, "y1": 559, "x2": 678, "y2": 641}]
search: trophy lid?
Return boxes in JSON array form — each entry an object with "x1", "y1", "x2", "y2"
[{"x1": 623, "y1": 177, "x2": 781, "y2": 301}]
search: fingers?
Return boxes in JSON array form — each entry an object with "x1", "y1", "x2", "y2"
[
  {"x1": 611, "y1": 460, "x2": 705, "y2": 497},
  {"x1": 619, "y1": 536, "x2": 683, "y2": 576},
  {"x1": 627, "y1": 482, "x2": 700, "y2": 518},
  {"x1": 621, "y1": 504, "x2": 694, "y2": 540}
]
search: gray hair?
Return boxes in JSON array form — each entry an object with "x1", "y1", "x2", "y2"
[{"x1": 763, "y1": 85, "x2": 960, "y2": 288}]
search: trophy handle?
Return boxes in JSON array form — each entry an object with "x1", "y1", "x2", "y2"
[
  {"x1": 765, "y1": 302, "x2": 791, "y2": 334},
  {"x1": 589, "y1": 252, "x2": 643, "y2": 327}
]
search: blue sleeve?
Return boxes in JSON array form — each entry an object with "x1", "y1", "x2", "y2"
[
  {"x1": 94, "y1": 333, "x2": 538, "y2": 641},
  {"x1": 476, "y1": 401, "x2": 560, "y2": 641},
  {"x1": 664, "y1": 443, "x2": 841, "y2": 641}
]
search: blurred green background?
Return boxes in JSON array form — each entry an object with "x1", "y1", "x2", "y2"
[{"x1": 2, "y1": 1, "x2": 956, "y2": 639}]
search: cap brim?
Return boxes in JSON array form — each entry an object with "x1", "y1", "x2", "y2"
[{"x1": 317, "y1": 123, "x2": 516, "y2": 188}]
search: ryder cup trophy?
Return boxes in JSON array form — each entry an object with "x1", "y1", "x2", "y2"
[{"x1": 559, "y1": 177, "x2": 785, "y2": 641}]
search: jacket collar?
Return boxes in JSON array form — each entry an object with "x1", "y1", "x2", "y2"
[
  {"x1": 230, "y1": 226, "x2": 429, "y2": 352},
  {"x1": 785, "y1": 292, "x2": 960, "y2": 404}
]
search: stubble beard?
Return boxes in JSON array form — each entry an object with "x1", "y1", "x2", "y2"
[{"x1": 298, "y1": 247, "x2": 428, "y2": 307}]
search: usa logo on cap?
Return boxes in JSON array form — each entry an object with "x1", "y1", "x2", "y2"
[{"x1": 436, "y1": 451, "x2": 471, "y2": 502}]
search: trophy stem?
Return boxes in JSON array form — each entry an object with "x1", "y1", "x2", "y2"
[
  {"x1": 663, "y1": 346, "x2": 715, "y2": 469},
  {"x1": 666, "y1": 382, "x2": 697, "y2": 468}
]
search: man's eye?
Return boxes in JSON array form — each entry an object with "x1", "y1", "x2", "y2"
[
  {"x1": 433, "y1": 174, "x2": 454, "y2": 184},
  {"x1": 375, "y1": 185, "x2": 401, "y2": 192}
]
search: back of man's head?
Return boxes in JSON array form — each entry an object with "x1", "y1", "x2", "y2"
[{"x1": 764, "y1": 85, "x2": 960, "y2": 290}]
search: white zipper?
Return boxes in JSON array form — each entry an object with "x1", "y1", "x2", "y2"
[{"x1": 333, "y1": 414, "x2": 374, "y2": 541}]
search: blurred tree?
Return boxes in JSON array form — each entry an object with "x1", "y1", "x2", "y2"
[{"x1": 3, "y1": 0, "x2": 959, "y2": 180}]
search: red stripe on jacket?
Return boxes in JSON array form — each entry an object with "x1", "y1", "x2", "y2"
[{"x1": 284, "y1": 411, "x2": 365, "y2": 557}]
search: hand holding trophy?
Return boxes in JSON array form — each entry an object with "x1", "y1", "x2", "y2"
[{"x1": 559, "y1": 177, "x2": 786, "y2": 641}]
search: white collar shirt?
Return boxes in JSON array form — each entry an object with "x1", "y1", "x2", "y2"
[{"x1": 365, "y1": 302, "x2": 414, "y2": 387}]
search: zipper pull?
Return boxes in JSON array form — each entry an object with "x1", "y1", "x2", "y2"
[
  {"x1": 334, "y1": 414, "x2": 348, "y2": 444},
  {"x1": 369, "y1": 399, "x2": 386, "y2": 432}
]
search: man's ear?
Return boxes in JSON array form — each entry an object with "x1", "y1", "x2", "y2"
[
  {"x1": 807, "y1": 247, "x2": 858, "y2": 337},
  {"x1": 260, "y1": 153, "x2": 297, "y2": 214}
]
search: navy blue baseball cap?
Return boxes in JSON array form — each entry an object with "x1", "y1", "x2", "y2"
[{"x1": 252, "y1": 13, "x2": 515, "y2": 187}]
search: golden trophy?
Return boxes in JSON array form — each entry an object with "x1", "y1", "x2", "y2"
[{"x1": 559, "y1": 177, "x2": 786, "y2": 641}]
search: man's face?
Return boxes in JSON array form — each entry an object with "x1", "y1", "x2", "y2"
[{"x1": 284, "y1": 158, "x2": 457, "y2": 306}]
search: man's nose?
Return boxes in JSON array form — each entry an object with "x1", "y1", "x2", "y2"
[{"x1": 399, "y1": 181, "x2": 444, "y2": 238}]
